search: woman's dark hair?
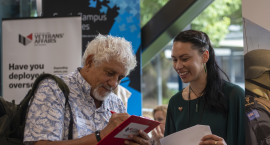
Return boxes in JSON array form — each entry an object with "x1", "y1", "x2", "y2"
[{"x1": 173, "y1": 29, "x2": 229, "y2": 114}]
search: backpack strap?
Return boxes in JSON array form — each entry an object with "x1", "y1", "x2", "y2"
[
  {"x1": 246, "y1": 93, "x2": 270, "y2": 144},
  {"x1": 246, "y1": 79, "x2": 270, "y2": 96},
  {"x1": 255, "y1": 97, "x2": 270, "y2": 113},
  {"x1": 20, "y1": 73, "x2": 73, "y2": 139},
  {"x1": 252, "y1": 99, "x2": 269, "y2": 144},
  {"x1": 20, "y1": 74, "x2": 69, "y2": 106}
]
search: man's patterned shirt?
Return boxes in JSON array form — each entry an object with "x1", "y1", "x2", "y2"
[{"x1": 23, "y1": 69, "x2": 126, "y2": 144}]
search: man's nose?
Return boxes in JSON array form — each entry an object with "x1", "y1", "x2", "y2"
[{"x1": 108, "y1": 77, "x2": 119, "y2": 89}]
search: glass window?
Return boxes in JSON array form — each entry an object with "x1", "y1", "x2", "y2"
[{"x1": 142, "y1": 0, "x2": 243, "y2": 117}]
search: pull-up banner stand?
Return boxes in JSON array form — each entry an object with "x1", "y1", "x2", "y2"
[
  {"x1": 2, "y1": 16, "x2": 82, "y2": 103},
  {"x1": 42, "y1": 0, "x2": 142, "y2": 115},
  {"x1": 242, "y1": 0, "x2": 270, "y2": 53}
]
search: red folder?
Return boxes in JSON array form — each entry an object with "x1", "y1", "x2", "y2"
[{"x1": 97, "y1": 115, "x2": 160, "y2": 145}]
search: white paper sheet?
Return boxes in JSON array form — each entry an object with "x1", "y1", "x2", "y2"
[{"x1": 160, "y1": 125, "x2": 212, "y2": 145}]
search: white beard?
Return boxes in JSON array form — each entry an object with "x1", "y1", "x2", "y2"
[{"x1": 93, "y1": 86, "x2": 112, "y2": 101}]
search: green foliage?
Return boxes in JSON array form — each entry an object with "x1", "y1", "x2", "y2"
[
  {"x1": 141, "y1": 0, "x2": 243, "y2": 106},
  {"x1": 140, "y1": 0, "x2": 242, "y2": 46},
  {"x1": 191, "y1": 0, "x2": 242, "y2": 46}
]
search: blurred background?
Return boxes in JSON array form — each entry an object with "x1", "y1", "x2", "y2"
[{"x1": 0, "y1": 0, "x2": 244, "y2": 118}]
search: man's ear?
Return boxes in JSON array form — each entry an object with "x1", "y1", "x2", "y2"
[
  {"x1": 85, "y1": 55, "x2": 94, "y2": 67},
  {"x1": 202, "y1": 50, "x2": 209, "y2": 63}
]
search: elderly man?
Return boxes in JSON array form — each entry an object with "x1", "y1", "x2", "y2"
[{"x1": 24, "y1": 34, "x2": 150, "y2": 145}]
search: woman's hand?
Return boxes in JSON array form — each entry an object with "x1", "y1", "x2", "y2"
[
  {"x1": 199, "y1": 134, "x2": 227, "y2": 145},
  {"x1": 151, "y1": 125, "x2": 164, "y2": 140}
]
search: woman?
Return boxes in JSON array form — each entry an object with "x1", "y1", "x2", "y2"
[
  {"x1": 151, "y1": 105, "x2": 167, "y2": 145},
  {"x1": 164, "y1": 30, "x2": 245, "y2": 145}
]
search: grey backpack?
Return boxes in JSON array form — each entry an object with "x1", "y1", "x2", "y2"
[{"x1": 0, "y1": 74, "x2": 72, "y2": 145}]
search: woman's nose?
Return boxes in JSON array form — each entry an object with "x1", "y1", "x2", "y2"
[{"x1": 175, "y1": 61, "x2": 183, "y2": 69}]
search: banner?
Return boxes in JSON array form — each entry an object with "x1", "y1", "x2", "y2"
[
  {"x1": 242, "y1": 0, "x2": 270, "y2": 53},
  {"x1": 42, "y1": 0, "x2": 142, "y2": 115},
  {"x1": 2, "y1": 16, "x2": 82, "y2": 103}
]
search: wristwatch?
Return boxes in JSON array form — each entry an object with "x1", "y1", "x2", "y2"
[{"x1": 95, "y1": 130, "x2": 101, "y2": 142}]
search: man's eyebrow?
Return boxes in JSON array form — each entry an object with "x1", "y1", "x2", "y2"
[
  {"x1": 104, "y1": 67, "x2": 115, "y2": 72},
  {"x1": 104, "y1": 68, "x2": 126, "y2": 77}
]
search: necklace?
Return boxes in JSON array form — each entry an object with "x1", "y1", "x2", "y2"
[
  {"x1": 189, "y1": 86, "x2": 202, "y2": 112},
  {"x1": 187, "y1": 85, "x2": 206, "y2": 126},
  {"x1": 189, "y1": 86, "x2": 202, "y2": 98}
]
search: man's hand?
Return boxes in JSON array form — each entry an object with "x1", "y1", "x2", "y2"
[
  {"x1": 124, "y1": 130, "x2": 151, "y2": 145},
  {"x1": 101, "y1": 113, "x2": 130, "y2": 138}
]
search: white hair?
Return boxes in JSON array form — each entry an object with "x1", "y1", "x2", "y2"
[{"x1": 82, "y1": 34, "x2": 137, "y2": 75}]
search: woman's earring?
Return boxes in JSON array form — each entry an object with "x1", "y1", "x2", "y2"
[{"x1": 204, "y1": 63, "x2": 207, "y2": 73}]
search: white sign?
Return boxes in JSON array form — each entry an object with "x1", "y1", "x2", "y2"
[
  {"x1": 160, "y1": 125, "x2": 212, "y2": 145},
  {"x1": 114, "y1": 123, "x2": 148, "y2": 139},
  {"x1": 242, "y1": 0, "x2": 270, "y2": 32},
  {"x1": 242, "y1": 0, "x2": 270, "y2": 53},
  {"x1": 2, "y1": 17, "x2": 82, "y2": 103}
]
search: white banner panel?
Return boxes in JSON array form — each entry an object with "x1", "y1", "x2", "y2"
[
  {"x1": 242, "y1": 0, "x2": 270, "y2": 32},
  {"x1": 243, "y1": 19, "x2": 270, "y2": 53},
  {"x1": 2, "y1": 17, "x2": 82, "y2": 103}
]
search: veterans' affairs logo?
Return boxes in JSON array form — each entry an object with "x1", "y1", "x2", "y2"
[
  {"x1": 19, "y1": 33, "x2": 33, "y2": 46},
  {"x1": 18, "y1": 32, "x2": 64, "y2": 46}
]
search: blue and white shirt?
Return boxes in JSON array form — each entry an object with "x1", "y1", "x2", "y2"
[{"x1": 23, "y1": 69, "x2": 126, "y2": 144}]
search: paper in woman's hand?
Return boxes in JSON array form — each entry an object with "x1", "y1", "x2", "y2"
[{"x1": 160, "y1": 125, "x2": 212, "y2": 145}]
